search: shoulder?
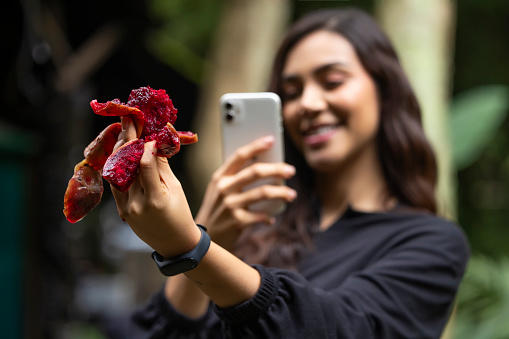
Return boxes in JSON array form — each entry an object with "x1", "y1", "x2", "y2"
[
  {"x1": 383, "y1": 209, "x2": 471, "y2": 272},
  {"x1": 395, "y1": 210, "x2": 468, "y2": 244},
  {"x1": 355, "y1": 207, "x2": 469, "y2": 249}
]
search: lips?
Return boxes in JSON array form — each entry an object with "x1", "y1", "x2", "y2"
[{"x1": 303, "y1": 123, "x2": 340, "y2": 146}]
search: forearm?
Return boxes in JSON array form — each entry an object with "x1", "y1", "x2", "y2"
[
  {"x1": 184, "y1": 242, "x2": 261, "y2": 309},
  {"x1": 164, "y1": 274, "x2": 210, "y2": 319}
]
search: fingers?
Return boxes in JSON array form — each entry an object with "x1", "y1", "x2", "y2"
[
  {"x1": 231, "y1": 208, "x2": 275, "y2": 227},
  {"x1": 220, "y1": 136, "x2": 276, "y2": 176},
  {"x1": 110, "y1": 117, "x2": 144, "y2": 214},
  {"x1": 222, "y1": 162, "x2": 295, "y2": 194},
  {"x1": 208, "y1": 203, "x2": 274, "y2": 231},
  {"x1": 113, "y1": 116, "x2": 137, "y2": 152},
  {"x1": 224, "y1": 184, "x2": 297, "y2": 211},
  {"x1": 110, "y1": 182, "x2": 129, "y2": 219},
  {"x1": 137, "y1": 141, "x2": 164, "y2": 200},
  {"x1": 208, "y1": 183, "x2": 297, "y2": 228}
]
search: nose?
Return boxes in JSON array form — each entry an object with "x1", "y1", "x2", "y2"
[{"x1": 300, "y1": 83, "x2": 327, "y2": 116}]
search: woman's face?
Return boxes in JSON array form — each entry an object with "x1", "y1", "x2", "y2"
[{"x1": 281, "y1": 30, "x2": 380, "y2": 173}]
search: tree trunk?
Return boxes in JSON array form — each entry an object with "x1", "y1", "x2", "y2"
[
  {"x1": 375, "y1": 0, "x2": 457, "y2": 221},
  {"x1": 186, "y1": 0, "x2": 290, "y2": 205},
  {"x1": 375, "y1": 1, "x2": 458, "y2": 338}
]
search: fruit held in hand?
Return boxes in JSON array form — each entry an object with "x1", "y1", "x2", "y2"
[
  {"x1": 102, "y1": 139, "x2": 145, "y2": 192},
  {"x1": 63, "y1": 86, "x2": 198, "y2": 223},
  {"x1": 63, "y1": 161, "x2": 104, "y2": 223}
]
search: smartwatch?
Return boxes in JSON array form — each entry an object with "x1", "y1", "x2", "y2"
[{"x1": 151, "y1": 224, "x2": 211, "y2": 276}]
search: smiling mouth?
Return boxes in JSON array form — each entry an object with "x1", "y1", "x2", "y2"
[
  {"x1": 303, "y1": 124, "x2": 340, "y2": 145},
  {"x1": 305, "y1": 124, "x2": 339, "y2": 136}
]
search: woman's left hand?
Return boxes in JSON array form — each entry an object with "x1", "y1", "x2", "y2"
[{"x1": 110, "y1": 117, "x2": 201, "y2": 259}]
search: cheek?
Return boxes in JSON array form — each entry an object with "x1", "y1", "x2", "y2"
[
  {"x1": 346, "y1": 79, "x2": 380, "y2": 135},
  {"x1": 362, "y1": 85, "x2": 381, "y2": 134},
  {"x1": 282, "y1": 104, "x2": 303, "y2": 149}
]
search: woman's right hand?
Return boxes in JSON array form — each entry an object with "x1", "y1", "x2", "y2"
[{"x1": 194, "y1": 135, "x2": 297, "y2": 250}]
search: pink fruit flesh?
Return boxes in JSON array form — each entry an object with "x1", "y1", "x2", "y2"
[
  {"x1": 127, "y1": 87, "x2": 178, "y2": 137},
  {"x1": 145, "y1": 123, "x2": 180, "y2": 158},
  {"x1": 102, "y1": 139, "x2": 146, "y2": 192},
  {"x1": 64, "y1": 86, "x2": 197, "y2": 222}
]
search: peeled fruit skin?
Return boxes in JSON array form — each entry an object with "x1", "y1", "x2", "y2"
[
  {"x1": 84, "y1": 123, "x2": 122, "y2": 171},
  {"x1": 178, "y1": 130, "x2": 199, "y2": 145},
  {"x1": 63, "y1": 86, "x2": 198, "y2": 223},
  {"x1": 145, "y1": 122, "x2": 181, "y2": 158},
  {"x1": 104, "y1": 123, "x2": 185, "y2": 189},
  {"x1": 102, "y1": 139, "x2": 145, "y2": 192},
  {"x1": 63, "y1": 160, "x2": 104, "y2": 223},
  {"x1": 90, "y1": 99, "x2": 144, "y2": 137},
  {"x1": 63, "y1": 123, "x2": 122, "y2": 223}
]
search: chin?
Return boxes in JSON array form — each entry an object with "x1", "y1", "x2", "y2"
[{"x1": 305, "y1": 155, "x2": 343, "y2": 173}]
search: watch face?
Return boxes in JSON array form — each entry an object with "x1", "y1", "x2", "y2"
[{"x1": 160, "y1": 258, "x2": 198, "y2": 276}]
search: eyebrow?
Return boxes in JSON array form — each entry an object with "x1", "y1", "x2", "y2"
[{"x1": 282, "y1": 62, "x2": 350, "y2": 83}]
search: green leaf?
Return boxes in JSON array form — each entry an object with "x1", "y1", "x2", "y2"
[
  {"x1": 454, "y1": 255, "x2": 509, "y2": 339},
  {"x1": 145, "y1": 30, "x2": 207, "y2": 84},
  {"x1": 449, "y1": 85, "x2": 509, "y2": 170}
]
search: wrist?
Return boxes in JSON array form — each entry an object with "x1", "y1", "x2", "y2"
[
  {"x1": 155, "y1": 222, "x2": 203, "y2": 259},
  {"x1": 152, "y1": 224, "x2": 211, "y2": 276}
]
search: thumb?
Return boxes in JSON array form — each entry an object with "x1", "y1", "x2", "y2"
[
  {"x1": 113, "y1": 116, "x2": 137, "y2": 152},
  {"x1": 139, "y1": 141, "x2": 163, "y2": 198}
]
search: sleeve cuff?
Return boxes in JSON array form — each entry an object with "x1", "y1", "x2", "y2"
[
  {"x1": 132, "y1": 286, "x2": 213, "y2": 331},
  {"x1": 213, "y1": 265, "x2": 279, "y2": 324}
]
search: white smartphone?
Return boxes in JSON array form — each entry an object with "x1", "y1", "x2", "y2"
[{"x1": 219, "y1": 92, "x2": 286, "y2": 215}]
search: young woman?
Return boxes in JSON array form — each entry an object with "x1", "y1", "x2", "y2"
[{"x1": 112, "y1": 8, "x2": 469, "y2": 338}]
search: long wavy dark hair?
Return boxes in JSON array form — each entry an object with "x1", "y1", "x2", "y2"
[{"x1": 233, "y1": 8, "x2": 438, "y2": 269}]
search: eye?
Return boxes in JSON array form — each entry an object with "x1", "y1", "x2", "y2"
[
  {"x1": 281, "y1": 83, "x2": 302, "y2": 101},
  {"x1": 319, "y1": 69, "x2": 347, "y2": 90},
  {"x1": 323, "y1": 80, "x2": 344, "y2": 90},
  {"x1": 323, "y1": 74, "x2": 346, "y2": 90}
]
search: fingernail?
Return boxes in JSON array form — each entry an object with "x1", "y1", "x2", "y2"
[
  {"x1": 284, "y1": 165, "x2": 296, "y2": 176},
  {"x1": 287, "y1": 189, "x2": 297, "y2": 201},
  {"x1": 260, "y1": 135, "x2": 275, "y2": 146}
]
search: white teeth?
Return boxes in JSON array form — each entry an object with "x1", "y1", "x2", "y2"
[{"x1": 307, "y1": 125, "x2": 337, "y2": 136}]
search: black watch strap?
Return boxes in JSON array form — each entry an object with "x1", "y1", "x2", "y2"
[{"x1": 151, "y1": 224, "x2": 211, "y2": 276}]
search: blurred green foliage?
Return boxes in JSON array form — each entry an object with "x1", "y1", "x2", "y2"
[
  {"x1": 454, "y1": 255, "x2": 509, "y2": 339},
  {"x1": 145, "y1": 0, "x2": 226, "y2": 83},
  {"x1": 452, "y1": 0, "x2": 509, "y2": 261},
  {"x1": 450, "y1": 85, "x2": 509, "y2": 171}
]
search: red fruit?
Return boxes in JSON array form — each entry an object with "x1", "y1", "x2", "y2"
[
  {"x1": 103, "y1": 139, "x2": 146, "y2": 192},
  {"x1": 63, "y1": 160, "x2": 104, "y2": 223},
  {"x1": 84, "y1": 123, "x2": 122, "y2": 171},
  {"x1": 127, "y1": 87, "x2": 178, "y2": 137},
  {"x1": 144, "y1": 122, "x2": 181, "y2": 158},
  {"x1": 64, "y1": 86, "x2": 197, "y2": 222},
  {"x1": 177, "y1": 130, "x2": 199, "y2": 145},
  {"x1": 90, "y1": 99, "x2": 144, "y2": 137}
]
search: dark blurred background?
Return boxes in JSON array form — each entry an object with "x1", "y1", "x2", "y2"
[{"x1": 1, "y1": 0, "x2": 508, "y2": 338}]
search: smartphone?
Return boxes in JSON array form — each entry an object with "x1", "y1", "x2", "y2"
[{"x1": 219, "y1": 92, "x2": 286, "y2": 215}]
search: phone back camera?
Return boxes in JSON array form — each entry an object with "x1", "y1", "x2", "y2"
[{"x1": 225, "y1": 110, "x2": 235, "y2": 122}]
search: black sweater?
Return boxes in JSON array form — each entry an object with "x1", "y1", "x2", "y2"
[{"x1": 124, "y1": 206, "x2": 470, "y2": 339}]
